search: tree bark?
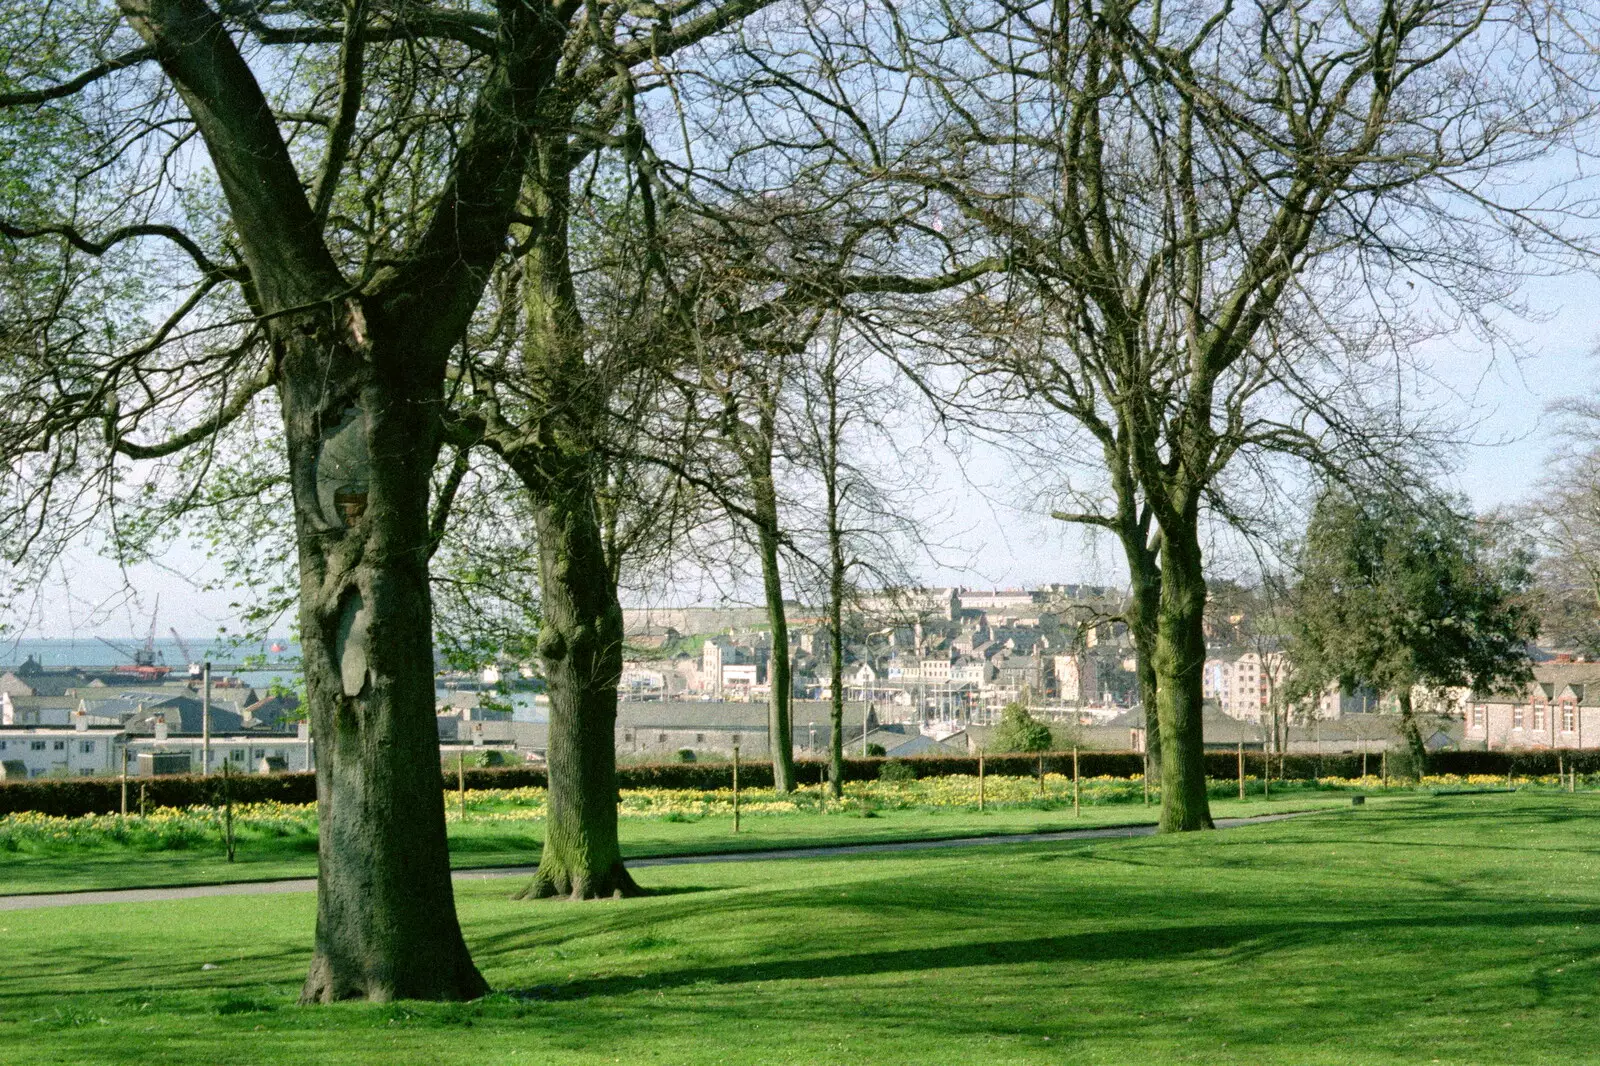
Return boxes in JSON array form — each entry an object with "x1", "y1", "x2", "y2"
[
  {"x1": 1151, "y1": 526, "x2": 1215, "y2": 832},
  {"x1": 289, "y1": 315, "x2": 485, "y2": 1003},
  {"x1": 1396, "y1": 688, "x2": 1428, "y2": 776},
  {"x1": 512, "y1": 462, "x2": 639, "y2": 900},
  {"x1": 827, "y1": 469, "x2": 845, "y2": 800},
  {"x1": 1122, "y1": 539, "x2": 1162, "y2": 782},
  {"x1": 754, "y1": 470, "x2": 796, "y2": 792},
  {"x1": 503, "y1": 140, "x2": 639, "y2": 901}
]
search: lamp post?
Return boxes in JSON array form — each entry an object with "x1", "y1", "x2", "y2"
[{"x1": 201, "y1": 660, "x2": 211, "y2": 776}]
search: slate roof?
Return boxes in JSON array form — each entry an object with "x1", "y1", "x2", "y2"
[{"x1": 885, "y1": 733, "x2": 966, "y2": 757}]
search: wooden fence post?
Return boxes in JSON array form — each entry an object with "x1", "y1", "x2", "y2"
[
  {"x1": 732, "y1": 744, "x2": 741, "y2": 834},
  {"x1": 1237, "y1": 740, "x2": 1245, "y2": 801},
  {"x1": 978, "y1": 749, "x2": 985, "y2": 812},
  {"x1": 457, "y1": 751, "x2": 466, "y2": 820},
  {"x1": 221, "y1": 759, "x2": 236, "y2": 863},
  {"x1": 1072, "y1": 747, "x2": 1080, "y2": 817}
]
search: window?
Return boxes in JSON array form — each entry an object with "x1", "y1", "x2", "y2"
[
  {"x1": 79, "y1": 768, "x2": 95, "y2": 776},
  {"x1": 79, "y1": 740, "x2": 94, "y2": 754},
  {"x1": 254, "y1": 749, "x2": 264, "y2": 759},
  {"x1": 1533, "y1": 705, "x2": 1546, "y2": 731},
  {"x1": 231, "y1": 749, "x2": 245, "y2": 762},
  {"x1": 695, "y1": 734, "x2": 705, "y2": 744},
  {"x1": 657, "y1": 733, "x2": 667, "y2": 743},
  {"x1": 1513, "y1": 707, "x2": 1524, "y2": 729},
  {"x1": 0, "y1": 740, "x2": 6, "y2": 750},
  {"x1": 30, "y1": 740, "x2": 45, "y2": 751},
  {"x1": 52, "y1": 740, "x2": 65, "y2": 751},
  {"x1": 1564, "y1": 705, "x2": 1577, "y2": 732},
  {"x1": 1471, "y1": 706, "x2": 1485, "y2": 729},
  {"x1": 732, "y1": 734, "x2": 741, "y2": 745}
]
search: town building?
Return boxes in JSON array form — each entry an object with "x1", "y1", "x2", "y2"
[{"x1": 1464, "y1": 664, "x2": 1600, "y2": 750}]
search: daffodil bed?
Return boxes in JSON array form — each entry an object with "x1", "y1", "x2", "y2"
[{"x1": 0, "y1": 773, "x2": 1571, "y2": 896}]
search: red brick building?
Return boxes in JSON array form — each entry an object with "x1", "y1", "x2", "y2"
[{"x1": 1463, "y1": 664, "x2": 1600, "y2": 750}]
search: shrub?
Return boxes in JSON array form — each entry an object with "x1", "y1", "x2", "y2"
[
  {"x1": 865, "y1": 743, "x2": 887, "y2": 757},
  {"x1": 879, "y1": 759, "x2": 917, "y2": 783},
  {"x1": 675, "y1": 748, "x2": 697, "y2": 764},
  {"x1": 991, "y1": 703, "x2": 1053, "y2": 753},
  {"x1": 1385, "y1": 744, "x2": 1423, "y2": 782}
]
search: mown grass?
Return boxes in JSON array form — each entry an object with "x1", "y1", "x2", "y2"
[
  {"x1": 1, "y1": 792, "x2": 1597, "y2": 1064},
  {"x1": 0, "y1": 777, "x2": 1368, "y2": 895}
]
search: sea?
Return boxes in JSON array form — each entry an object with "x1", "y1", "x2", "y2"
[{"x1": 0, "y1": 637, "x2": 547, "y2": 722}]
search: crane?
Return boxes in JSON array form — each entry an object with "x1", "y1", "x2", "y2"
[
  {"x1": 170, "y1": 627, "x2": 203, "y2": 678},
  {"x1": 95, "y1": 598, "x2": 169, "y2": 678},
  {"x1": 140, "y1": 594, "x2": 160, "y2": 667}
]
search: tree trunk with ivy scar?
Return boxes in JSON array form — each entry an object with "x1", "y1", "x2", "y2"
[
  {"x1": 513, "y1": 459, "x2": 638, "y2": 900},
  {"x1": 289, "y1": 305, "x2": 486, "y2": 1003},
  {"x1": 1151, "y1": 522, "x2": 1215, "y2": 833}
]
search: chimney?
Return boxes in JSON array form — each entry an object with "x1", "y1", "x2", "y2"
[
  {"x1": 154, "y1": 714, "x2": 168, "y2": 744},
  {"x1": 74, "y1": 709, "x2": 88, "y2": 733},
  {"x1": 297, "y1": 720, "x2": 309, "y2": 742}
]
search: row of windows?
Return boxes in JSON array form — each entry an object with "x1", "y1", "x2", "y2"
[
  {"x1": 624, "y1": 732, "x2": 740, "y2": 745},
  {"x1": 0, "y1": 739, "x2": 95, "y2": 753},
  {"x1": 1477, "y1": 705, "x2": 1579, "y2": 731}
]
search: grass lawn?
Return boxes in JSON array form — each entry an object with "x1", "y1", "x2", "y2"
[
  {"x1": 0, "y1": 785, "x2": 1365, "y2": 896},
  {"x1": 2, "y1": 792, "x2": 1597, "y2": 1064}
]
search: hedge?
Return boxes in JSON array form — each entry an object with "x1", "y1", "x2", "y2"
[{"x1": 5, "y1": 747, "x2": 1598, "y2": 818}]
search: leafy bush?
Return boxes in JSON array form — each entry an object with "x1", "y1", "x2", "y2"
[
  {"x1": 879, "y1": 760, "x2": 917, "y2": 783},
  {"x1": 865, "y1": 743, "x2": 887, "y2": 757},
  {"x1": 991, "y1": 703, "x2": 1053, "y2": 753},
  {"x1": 1384, "y1": 744, "x2": 1423, "y2": 782},
  {"x1": 675, "y1": 748, "x2": 697, "y2": 764}
]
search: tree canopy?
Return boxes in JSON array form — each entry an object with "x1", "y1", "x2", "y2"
[{"x1": 1287, "y1": 486, "x2": 1536, "y2": 763}]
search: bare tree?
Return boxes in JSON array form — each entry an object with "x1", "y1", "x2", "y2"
[
  {"x1": 1528, "y1": 400, "x2": 1600, "y2": 656},
  {"x1": 714, "y1": 0, "x2": 1600, "y2": 830}
]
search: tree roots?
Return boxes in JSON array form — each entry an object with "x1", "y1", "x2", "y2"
[{"x1": 513, "y1": 861, "x2": 645, "y2": 902}]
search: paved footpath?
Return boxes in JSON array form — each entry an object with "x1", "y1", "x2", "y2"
[{"x1": 0, "y1": 811, "x2": 1317, "y2": 912}]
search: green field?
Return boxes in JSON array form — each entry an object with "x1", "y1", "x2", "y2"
[{"x1": 2, "y1": 792, "x2": 1596, "y2": 1064}]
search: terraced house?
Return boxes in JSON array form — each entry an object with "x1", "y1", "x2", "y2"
[{"x1": 1464, "y1": 664, "x2": 1600, "y2": 750}]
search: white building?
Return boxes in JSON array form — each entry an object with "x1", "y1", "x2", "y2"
[{"x1": 0, "y1": 717, "x2": 312, "y2": 778}]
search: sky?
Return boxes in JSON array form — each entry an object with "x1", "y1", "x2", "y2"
[{"x1": 19, "y1": 263, "x2": 1599, "y2": 643}]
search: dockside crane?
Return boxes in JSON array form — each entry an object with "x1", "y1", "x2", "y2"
[
  {"x1": 96, "y1": 598, "x2": 170, "y2": 678},
  {"x1": 171, "y1": 628, "x2": 203, "y2": 679}
]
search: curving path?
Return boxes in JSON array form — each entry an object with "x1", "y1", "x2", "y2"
[{"x1": 0, "y1": 811, "x2": 1321, "y2": 912}]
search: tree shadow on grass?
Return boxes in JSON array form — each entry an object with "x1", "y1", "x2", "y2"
[{"x1": 503, "y1": 903, "x2": 1600, "y2": 1002}]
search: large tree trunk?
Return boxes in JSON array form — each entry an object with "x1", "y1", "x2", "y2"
[
  {"x1": 754, "y1": 474, "x2": 796, "y2": 793},
  {"x1": 513, "y1": 462, "x2": 639, "y2": 900},
  {"x1": 289, "y1": 317, "x2": 486, "y2": 1003},
  {"x1": 1123, "y1": 544, "x2": 1162, "y2": 782},
  {"x1": 1152, "y1": 527, "x2": 1215, "y2": 833}
]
